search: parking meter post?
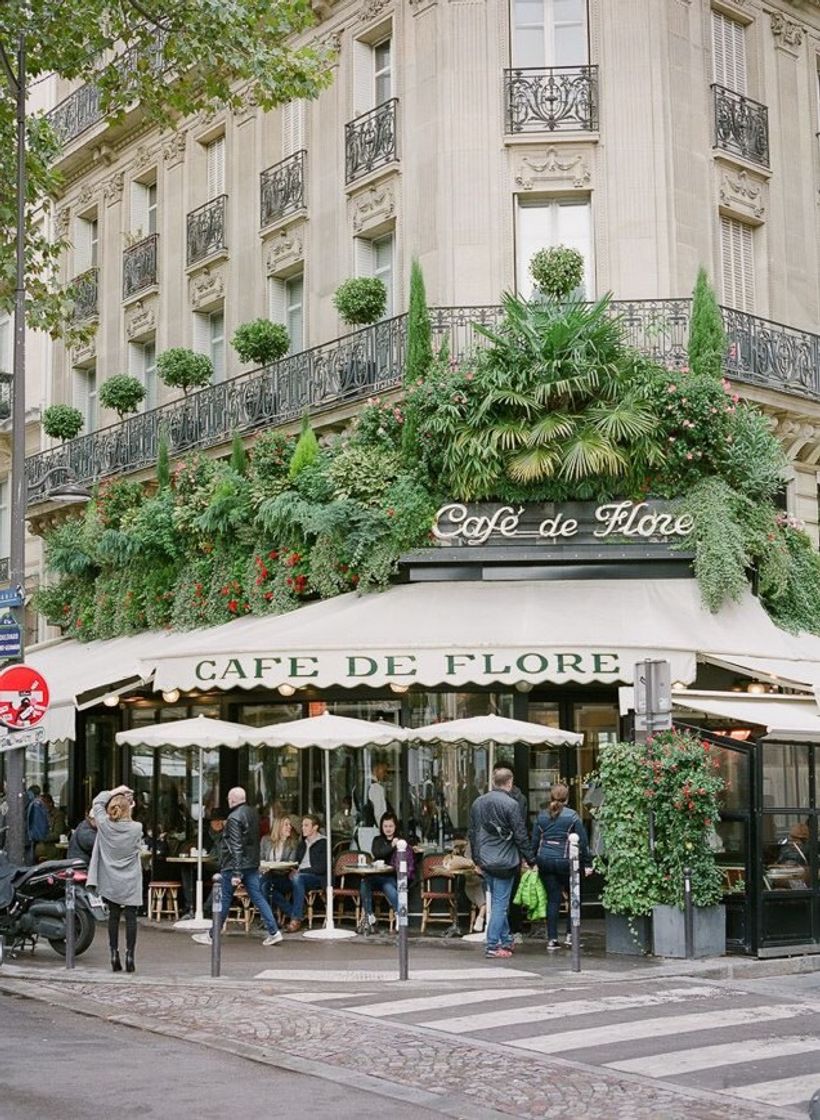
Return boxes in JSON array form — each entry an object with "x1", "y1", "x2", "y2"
[
  {"x1": 683, "y1": 865, "x2": 694, "y2": 960},
  {"x1": 211, "y1": 873, "x2": 222, "y2": 978},
  {"x1": 64, "y1": 868, "x2": 75, "y2": 970},
  {"x1": 568, "y1": 834, "x2": 581, "y2": 973},
  {"x1": 397, "y1": 840, "x2": 409, "y2": 981}
]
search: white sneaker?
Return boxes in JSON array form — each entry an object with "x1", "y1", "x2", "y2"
[
  {"x1": 262, "y1": 931, "x2": 283, "y2": 946},
  {"x1": 192, "y1": 932, "x2": 212, "y2": 946}
]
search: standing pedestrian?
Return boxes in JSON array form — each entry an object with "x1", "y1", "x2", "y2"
[
  {"x1": 87, "y1": 785, "x2": 143, "y2": 973},
  {"x1": 192, "y1": 787, "x2": 282, "y2": 947},
  {"x1": 469, "y1": 768, "x2": 535, "y2": 959},
  {"x1": 532, "y1": 783, "x2": 592, "y2": 950}
]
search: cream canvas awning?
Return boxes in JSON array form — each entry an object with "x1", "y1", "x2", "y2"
[
  {"x1": 673, "y1": 691, "x2": 820, "y2": 740},
  {"x1": 139, "y1": 578, "x2": 820, "y2": 696}
]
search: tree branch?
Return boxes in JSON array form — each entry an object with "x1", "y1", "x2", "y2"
[{"x1": 0, "y1": 41, "x2": 19, "y2": 95}]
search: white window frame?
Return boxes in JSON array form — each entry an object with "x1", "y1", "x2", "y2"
[
  {"x1": 712, "y1": 9, "x2": 747, "y2": 94},
  {"x1": 355, "y1": 232, "x2": 394, "y2": 319},
  {"x1": 282, "y1": 101, "x2": 306, "y2": 158},
  {"x1": 720, "y1": 215, "x2": 755, "y2": 313},
  {"x1": 73, "y1": 366, "x2": 98, "y2": 432},
  {"x1": 268, "y1": 272, "x2": 305, "y2": 355},
  {"x1": 130, "y1": 179, "x2": 158, "y2": 239},
  {"x1": 128, "y1": 338, "x2": 157, "y2": 410},
  {"x1": 74, "y1": 214, "x2": 99, "y2": 274},
  {"x1": 193, "y1": 308, "x2": 224, "y2": 382},
  {"x1": 374, "y1": 38, "x2": 392, "y2": 105},
  {"x1": 515, "y1": 195, "x2": 593, "y2": 299},
  {"x1": 205, "y1": 136, "x2": 226, "y2": 199},
  {"x1": 511, "y1": 0, "x2": 588, "y2": 69}
]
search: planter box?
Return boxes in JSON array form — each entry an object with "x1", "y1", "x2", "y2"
[
  {"x1": 605, "y1": 912, "x2": 652, "y2": 956},
  {"x1": 652, "y1": 903, "x2": 726, "y2": 959}
]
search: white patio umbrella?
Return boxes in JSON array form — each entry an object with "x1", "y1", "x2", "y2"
[
  {"x1": 248, "y1": 712, "x2": 408, "y2": 941},
  {"x1": 116, "y1": 716, "x2": 255, "y2": 931}
]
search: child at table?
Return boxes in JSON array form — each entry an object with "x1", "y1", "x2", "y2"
[{"x1": 359, "y1": 812, "x2": 415, "y2": 934}]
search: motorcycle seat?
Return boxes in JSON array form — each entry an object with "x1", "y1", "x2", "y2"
[{"x1": 11, "y1": 858, "x2": 87, "y2": 887}]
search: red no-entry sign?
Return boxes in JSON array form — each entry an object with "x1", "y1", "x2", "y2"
[{"x1": 0, "y1": 665, "x2": 50, "y2": 729}]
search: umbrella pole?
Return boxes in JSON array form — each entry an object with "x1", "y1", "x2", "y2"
[
  {"x1": 303, "y1": 748, "x2": 356, "y2": 941},
  {"x1": 175, "y1": 742, "x2": 210, "y2": 932}
]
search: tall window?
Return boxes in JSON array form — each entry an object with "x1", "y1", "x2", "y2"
[
  {"x1": 0, "y1": 479, "x2": 9, "y2": 559},
  {"x1": 73, "y1": 366, "x2": 98, "y2": 432},
  {"x1": 130, "y1": 179, "x2": 158, "y2": 237},
  {"x1": 512, "y1": 0, "x2": 587, "y2": 68},
  {"x1": 193, "y1": 309, "x2": 225, "y2": 381},
  {"x1": 354, "y1": 35, "x2": 394, "y2": 115},
  {"x1": 374, "y1": 39, "x2": 392, "y2": 104},
  {"x1": 516, "y1": 196, "x2": 593, "y2": 298},
  {"x1": 268, "y1": 273, "x2": 304, "y2": 354},
  {"x1": 712, "y1": 9, "x2": 747, "y2": 93},
  {"x1": 355, "y1": 233, "x2": 394, "y2": 318},
  {"x1": 206, "y1": 136, "x2": 226, "y2": 199},
  {"x1": 75, "y1": 215, "x2": 99, "y2": 273},
  {"x1": 282, "y1": 101, "x2": 306, "y2": 158},
  {"x1": 129, "y1": 339, "x2": 157, "y2": 410},
  {"x1": 720, "y1": 215, "x2": 755, "y2": 312}
]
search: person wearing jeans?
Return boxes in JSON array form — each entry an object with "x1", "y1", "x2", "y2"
[
  {"x1": 192, "y1": 787, "x2": 282, "y2": 947},
  {"x1": 469, "y1": 768, "x2": 535, "y2": 959},
  {"x1": 532, "y1": 782, "x2": 592, "y2": 949},
  {"x1": 273, "y1": 814, "x2": 328, "y2": 932}
]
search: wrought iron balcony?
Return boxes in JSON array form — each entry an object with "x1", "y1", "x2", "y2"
[
  {"x1": 345, "y1": 99, "x2": 398, "y2": 185},
  {"x1": 260, "y1": 150, "x2": 306, "y2": 227},
  {"x1": 0, "y1": 558, "x2": 8, "y2": 584},
  {"x1": 504, "y1": 66, "x2": 598, "y2": 133},
  {"x1": 24, "y1": 300, "x2": 820, "y2": 502},
  {"x1": 72, "y1": 268, "x2": 99, "y2": 321},
  {"x1": 186, "y1": 196, "x2": 228, "y2": 267},
  {"x1": 0, "y1": 372, "x2": 11, "y2": 421},
  {"x1": 712, "y1": 84, "x2": 769, "y2": 169},
  {"x1": 122, "y1": 233, "x2": 158, "y2": 300}
]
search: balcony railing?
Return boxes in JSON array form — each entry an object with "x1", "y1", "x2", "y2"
[
  {"x1": 712, "y1": 84, "x2": 770, "y2": 169},
  {"x1": 345, "y1": 99, "x2": 398, "y2": 184},
  {"x1": 25, "y1": 301, "x2": 820, "y2": 502},
  {"x1": 186, "y1": 196, "x2": 227, "y2": 267},
  {"x1": 122, "y1": 233, "x2": 158, "y2": 300},
  {"x1": 504, "y1": 66, "x2": 598, "y2": 133},
  {"x1": 0, "y1": 558, "x2": 8, "y2": 584},
  {"x1": 72, "y1": 268, "x2": 99, "y2": 321},
  {"x1": 260, "y1": 150, "x2": 306, "y2": 227},
  {"x1": 0, "y1": 372, "x2": 11, "y2": 421}
]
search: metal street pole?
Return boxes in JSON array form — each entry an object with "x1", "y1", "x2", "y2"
[{"x1": 3, "y1": 30, "x2": 28, "y2": 864}]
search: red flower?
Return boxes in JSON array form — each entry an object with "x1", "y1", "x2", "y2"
[{"x1": 228, "y1": 599, "x2": 239, "y2": 613}]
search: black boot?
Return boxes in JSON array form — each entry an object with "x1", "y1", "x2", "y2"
[
  {"x1": 110, "y1": 950, "x2": 122, "y2": 972},
  {"x1": 125, "y1": 950, "x2": 135, "y2": 973}
]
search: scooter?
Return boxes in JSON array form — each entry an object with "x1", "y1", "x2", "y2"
[{"x1": 0, "y1": 855, "x2": 107, "y2": 964}]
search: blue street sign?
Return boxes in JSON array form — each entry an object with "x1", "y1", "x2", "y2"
[
  {"x1": 0, "y1": 625, "x2": 22, "y2": 659},
  {"x1": 0, "y1": 586, "x2": 24, "y2": 608}
]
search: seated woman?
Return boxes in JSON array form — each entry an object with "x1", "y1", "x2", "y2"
[
  {"x1": 358, "y1": 812, "x2": 415, "y2": 935},
  {"x1": 261, "y1": 815, "x2": 299, "y2": 909}
]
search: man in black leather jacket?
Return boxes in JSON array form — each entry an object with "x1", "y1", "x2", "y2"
[{"x1": 192, "y1": 787, "x2": 282, "y2": 947}]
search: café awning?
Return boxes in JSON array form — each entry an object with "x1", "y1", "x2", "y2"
[
  {"x1": 140, "y1": 577, "x2": 820, "y2": 695},
  {"x1": 672, "y1": 691, "x2": 820, "y2": 740}
]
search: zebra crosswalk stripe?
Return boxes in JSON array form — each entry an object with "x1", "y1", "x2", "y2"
[
  {"x1": 509, "y1": 1004, "x2": 800, "y2": 1055},
  {"x1": 726, "y1": 1072, "x2": 820, "y2": 1107},
  {"x1": 418, "y1": 986, "x2": 719, "y2": 1034},
  {"x1": 608, "y1": 1035, "x2": 820, "y2": 1077},
  {"x1": 339, "y1": 987, "x2": 546, "y2": 1019}
]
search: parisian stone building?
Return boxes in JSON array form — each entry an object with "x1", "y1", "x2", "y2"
[{"x1": 6, "y1": 0, "x2": 820, "y2": 616}]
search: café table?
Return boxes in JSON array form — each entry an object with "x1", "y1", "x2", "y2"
[
  {"x1": 167, "y1": 854, "x2": 217, "y2": 917},
  {"x1": 260, "y1": 860, "x2": 298, "y2": 873}
]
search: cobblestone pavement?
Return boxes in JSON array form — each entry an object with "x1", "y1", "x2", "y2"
[{"x1": 0, "y1": 973, "x2": 802, "y2": 1120}]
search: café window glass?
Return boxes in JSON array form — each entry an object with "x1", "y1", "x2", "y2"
[{"x1": 238, "y1": 702, "x2": 304, "y2": 822}]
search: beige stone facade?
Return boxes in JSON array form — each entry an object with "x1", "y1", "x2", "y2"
[{"x1": 7, "y1": 0, "x2": 820, "y2": 591}]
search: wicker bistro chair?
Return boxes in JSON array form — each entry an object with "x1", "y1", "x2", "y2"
[
  {"x1": 147, "y1": 880, "x2": 182, "y2": 922},
  {"x1": 224, "y1": 884, "x2": 257, "y2": 933},
  {"x1": 420, "y1": 856, "x2": 458, "y2": 933},
  {"x1": 331, "y1": 852, "x2": 364, "y2": 927}
]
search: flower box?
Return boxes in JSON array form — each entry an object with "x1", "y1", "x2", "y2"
[
  {"x1": 652, "y1": 903, "x2": 726, "y2": 959},
  {"x1": 605, "y1": 912, "x2": 652, "y2": 956}
]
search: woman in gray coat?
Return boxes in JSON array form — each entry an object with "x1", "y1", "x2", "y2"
[{"x1": 88, "y1": 785, "x2": 143, "y2": 973}]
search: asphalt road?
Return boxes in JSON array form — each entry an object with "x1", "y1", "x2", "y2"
[{"x1": 0, "y1": 992, "x2": 444, "y2": 1120}]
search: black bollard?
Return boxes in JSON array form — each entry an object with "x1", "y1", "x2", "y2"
[
  {"x1": 64, "y1": 868, "x2": 76, "y2": 971},
  {"x1": 211, "y1": 873, "x2": 222, "y2": 978},
  {"x1": 683, "y1": 865, "x2": 694, "y2": 960},
  {"x1": 568, "y1": 834, "x2": 581, "y2": 973},
  {"x1": 397, "y1": 840, "x2": 409, "y2": 981}
]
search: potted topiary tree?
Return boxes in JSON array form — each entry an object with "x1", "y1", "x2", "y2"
[
  {"x1": 43, "y1": 404, "x2": 85, "y2": 443},
  {"x1": 529, "y1": 245, "x2": 585, "y2": 301},
  {"x1": 98, "y1": 374, "x2": 146, "y2": 420},
  {"x1": 156, "y1": 348, "x2": 214, "y2": 396},
  {"x1": 231, "y1": 319, "x2": 290, "y2": 367},
  {"x1": 333, "y1": 277, "x2": 387, "y2": 327}
]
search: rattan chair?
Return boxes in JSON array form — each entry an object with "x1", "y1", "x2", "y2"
[
  {"x1": 420, "y1": 856, "x2": 457, "y2": 933},
  {"x1": 147, "y1": 880, "x2": 182, "y2": 921}
]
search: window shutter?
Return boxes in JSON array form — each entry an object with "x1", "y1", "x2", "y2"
[
  {"x1": 130, "y1": 182, "x2": 149, "y2": 237},
  {"x1": 206, "y1": 137, "x2": 225, "y2": 198},
  {"x1": 282, "y1": 101, "x2": 305, "y2": 158},
  {"x1": 285, "y1": 274, "x2": 304, "y2": 352},
  {"x1": 268, "y1": 276, "x2": 286, "y2": 323},
  {"x1": 712, "y1": 10, "x2": 746, "y2": 93},
  {"x1": 354, "y1": 236, "x2": 374, "y2": 278},
  {"x1": 192, "y1": 311, "x2": 211, "y2": 355},
  {"x1": 720, "y1": 216, "x2": 755, "y2": 313},
  {"x1": 74, "y1": 217, "x2": 91, "y2": 274},
  {"x1": 353, "y1": 40, "x2": 373, "y2": 116}
]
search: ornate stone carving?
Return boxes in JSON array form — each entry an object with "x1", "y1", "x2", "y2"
[
  {"x1": 70, "y1": 335, "x2": 96, "y2": 367},
  {"x1": 54, "y1": 207, "x2": 71, "y2": 240},
  {"x1": 189, "y1": 265, "x2": 226, "y2": 310},
  {"x1": 770, "y1": 12, "x2": 804, "y2": 49},
  {"x1": 75, "y1": 182, "x2": 98, "y2": 210},
  {"x1": 356, "y1": 0, "x2": 391, "y2": 26},
  {"x1": 125, "y1": 297, "x2": 158, "y2": 341},
  {"x1": 162, "y1": 130, "x2": 187, "y2": 168},
  {"x1": 232, "y1": 85, "x2": 259, "y2": 125},
  {"x1": 350, "y1": 179, "x2": 396, "y2": 233},
  {"x1": 311, "y1": 0, "x2": 338, "y2": 19},
  {"x1": 514, "y1": 147, "x2": 591, "y2": 191},
  {"x1": 719, "y1": 167, "x2": 766, "y2": 220},
  {"x1": 102, "y1": 170, "x2": 125, "y2": 207},
  {"x1": 409, "y1": 0, "x2": 437, "y2": 14},
  {"x1": 264, "y1": 224, "x2": 306, "y2": 276},
  {"x1": 132, "y1": 144, "x2": 158, "y2": 172},
  {"x1": 316, "y1": 27, "x2": 343, "y2": 63}
]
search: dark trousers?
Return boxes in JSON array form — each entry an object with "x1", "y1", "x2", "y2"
[
  {"x1": 106, "y1": 899, "x2": 138, "y2": 953},
  {"x1": 537, "y1": 857, "x2": 571, "y2": 941}
]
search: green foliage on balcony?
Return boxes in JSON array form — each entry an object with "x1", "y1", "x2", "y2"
[
  {"x1": 98, "y1": 374, "x2": 145, "y2": 419},
  {"x1": 43, "y1": 404, "x2": 84, "y2": 442}
]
